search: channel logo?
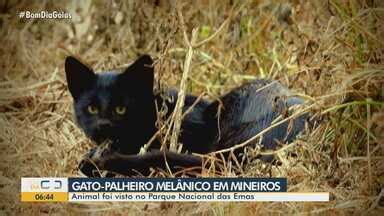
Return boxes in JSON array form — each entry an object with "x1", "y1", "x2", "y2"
[
  {"x1": 30, "y1": 179, "x2": 63, "y2": 190},
  {"x1": 22, "y1": 178, "x2": 68, "y2": 192}
]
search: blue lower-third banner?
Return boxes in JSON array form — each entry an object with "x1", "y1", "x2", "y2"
[{"x1": 21, "y1": 177, "x2": 329, "y2": 202}]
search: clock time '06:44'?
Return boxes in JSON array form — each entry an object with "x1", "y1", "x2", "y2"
[{"x1": 34, "y1": 193, "x2": 54, "y2": 201}]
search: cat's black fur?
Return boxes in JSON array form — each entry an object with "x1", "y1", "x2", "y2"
[
  {"x1": 66, "y1": 55, "x2": 217, "y2": 155},
  {"x1": 65, "y1": 55, "x2": 309, "y2": 177}
]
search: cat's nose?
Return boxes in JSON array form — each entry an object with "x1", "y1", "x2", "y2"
[{"x1": 96, "y1": 119, "x2": 112, "y2": 129}]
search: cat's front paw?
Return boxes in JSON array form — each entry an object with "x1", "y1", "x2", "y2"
[
  {"x1": 78, "y1": 145, "x2": 114, "y2": 177},
  {"x1": 78, "y1": 158, "x2": 100, "y2": 177}
]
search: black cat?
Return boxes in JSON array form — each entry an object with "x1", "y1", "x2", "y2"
[{"x1": 65, "y1": 55, "x2": 309, "y2": 177}]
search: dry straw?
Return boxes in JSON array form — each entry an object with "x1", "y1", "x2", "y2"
[{"x1": 0, "y1": 0, "x2": 383, "y2": 215}]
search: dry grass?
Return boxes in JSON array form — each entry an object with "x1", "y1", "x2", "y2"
[{"x1": 0, "y1": 0, "x2": 383, "y2": 215}]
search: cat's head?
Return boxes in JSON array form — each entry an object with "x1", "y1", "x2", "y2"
[{"x1": 65, "y1": 55, "x2": 157, "y2": 153}]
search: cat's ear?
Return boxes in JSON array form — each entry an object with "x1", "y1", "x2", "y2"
[
  {"x1": 119, "y1": 55, "x2": 154, "y2": 95},
  {"x1": 65, "y1": 56, "x2": 96, "y2": 100}
]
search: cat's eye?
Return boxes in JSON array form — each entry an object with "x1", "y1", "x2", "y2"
[
  {"x1": 115, "y1": 106, "x2": 126, "y2": 115},
  {"x1": 87, "y1": 105, "x2": 98, "y2": 114}
]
